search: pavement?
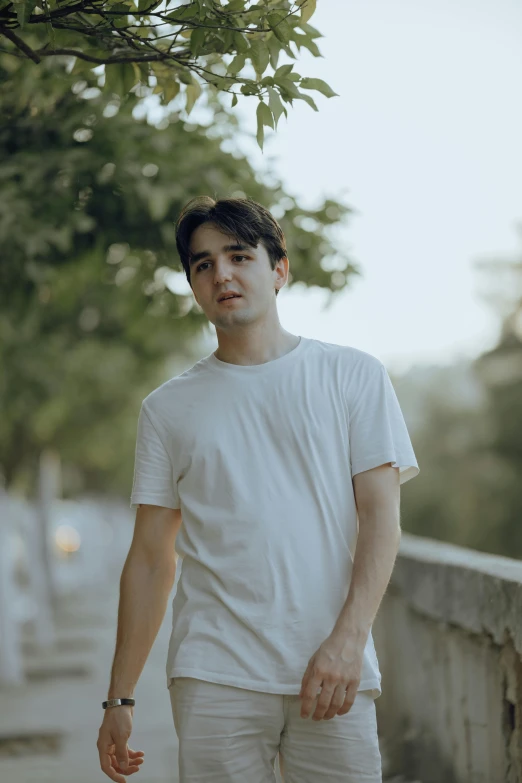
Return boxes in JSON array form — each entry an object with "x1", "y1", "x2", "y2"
[{"x1": 0, "y1": 574, "x2": 178, "y2": 783}]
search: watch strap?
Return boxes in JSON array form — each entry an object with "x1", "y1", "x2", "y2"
[{"x1": 102, "y1": 698, "x2": 135, "y2": 710}]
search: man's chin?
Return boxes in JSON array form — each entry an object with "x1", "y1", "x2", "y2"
[{"x1": 213, "y1": 310, "x2": 253, "y2": 328}]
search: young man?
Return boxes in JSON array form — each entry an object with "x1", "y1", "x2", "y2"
[{"x1": 97, "y1": 196, "x2": 420, "y2": 783}]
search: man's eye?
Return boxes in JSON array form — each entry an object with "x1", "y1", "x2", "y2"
[{"x1": 195, "y1": 256, "x2": 247, "y2": 272}]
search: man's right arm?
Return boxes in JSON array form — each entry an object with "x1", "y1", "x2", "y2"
[
  {"x1": 108, "y1": 503, "x2": 182, "y2": 699},
  {"x1": 97, "y1": 504, "x2": 182, "y2": 782}
]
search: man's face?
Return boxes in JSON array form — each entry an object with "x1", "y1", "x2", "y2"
[{"x1": 188, "y1": 222, "x2": 287, "y2": 330}]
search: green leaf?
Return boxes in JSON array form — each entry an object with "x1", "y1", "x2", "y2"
[
  {"x1": 300, "y1": 23, "x2": 323, "y2": 39},
  {"x1": 249, "y1": 38, "x2": 270, "y2": 79},
  {"x1": 163, "y1": 78, "x2": 180, "y2": 103},
  {"x1": 132, "y1": 60, "x2": 149, "y2": 84},
  {"x1": 13, "y1": 0, "x2": 36, "y2": 29},
  {"x1": 233, "y1": 31, "x2": 249, "y2": 53},
  {"x1": 166, "y1": 3, "x2": 198, "y2": 20},
  {"x1": 299, "y1": 0, "x2": 316, "y2": 24},
  {"x1": 298, "y1": 37, "x2": 322, "y2": 57},
  {"x1": 280, "y1": 42, "x2": 296, "y2": 60},
  {"x1": 256, "y1": 106, "x2": 264, "y2": 151},
  {"x1": 277, "y1": 77, "x2": 301, "y2": 100},
  {"x1": 138, "y1": 0, "x2": 160, "y2": 11},
  {"x1": 267, "y1": 12, "x2": 292, "y2": 45},
  {"x1": 207, "y1": 74, "x2": 229, "y2": 90},
  {"x1": 299, "y1": 77, "x2": 339, "y2": 98},
  {"x1": 267, "y1": 86, "x2": 286, "y2": 126},
  {"x1": 109, "y1": 4, "x2": 130, "y2": 28},
  {"x1": 274, "y1": 63, "x2": 293, "y2": 79},
  {"x1": 190, "y1": 27, "x2": 206, "y2": 57},
  {"x1": 105, "y1": 63, "x2": 137, "y2": 97},
  {"x1": 220, "y1": 28, "x2": 234, "y2": 53},
  {"x1": 266, "y1": 34, "x2": 280, "y2": 70},
  {"x1": 185, "y1": 80, "x2": 202, "y2": 115},
  {"x1": 297, "y1": 91, "x2": 318, "y2": 111},
  {"x1": 225, "y1": 0, "x2": 245, "y2": 10},
  {"x1": 257, "y1": 100, "x2": 274, "y2": 130},
  {"x1": 227, "y1": 53, "x2": 246, "y2": 76},
  {"x1": 231, "y1": 93, "x2": 238, "y2": 107},
  {"x1": 177, "y1": 69, "x2": 193, "y2": 85},
  {"x1": 121, "y1": 63, "x2": 138, "y2": 94},
  {"x1": 28, "y1": 0, "x2": 39, "y2": 21},
  {"x1": 240, "y1": 83, "x2": 258, "y2": 96}
]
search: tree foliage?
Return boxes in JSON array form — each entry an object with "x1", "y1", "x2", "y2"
[
  {"x1": 0, "y1": 0, "x2": 338, "y2": 149},
  {"x1": 399, "y1": 233, "x2": 522, "y2": 559},
  {"x1": 0, "y1": 55, "x2": 358, "y2": 497}
]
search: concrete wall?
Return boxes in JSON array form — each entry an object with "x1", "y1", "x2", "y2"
[{"x1": 373, "y1": 533, "x2": 522, "y2": 783}]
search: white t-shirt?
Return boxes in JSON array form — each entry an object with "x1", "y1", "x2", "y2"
[{"x1": 130, "y1": 336, "x2": 419, "y2": 698}]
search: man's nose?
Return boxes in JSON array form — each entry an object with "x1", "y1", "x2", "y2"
[{"x1": 212, "y1": 258, "x2": 233, "y2": 284}]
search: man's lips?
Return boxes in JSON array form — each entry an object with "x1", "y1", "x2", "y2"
[{"x1": 217, "y1": 294, "x2": 242, "y2": 303}]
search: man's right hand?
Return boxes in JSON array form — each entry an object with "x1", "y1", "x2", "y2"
[{"x1": 97, "y1": 706, "x2": 144, "y2": 782}]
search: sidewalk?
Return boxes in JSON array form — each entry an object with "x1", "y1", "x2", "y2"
[{"x1": 0, "y1": 575, "x2": 178, "y2": 783}]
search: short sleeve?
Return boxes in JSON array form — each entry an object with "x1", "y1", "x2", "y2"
[
  {"x1": 348, "y1": 358, "x2": 420, "y2": 485},
  {"x1": 130, "y1": 403, "x2": 180, "y2": 510}
]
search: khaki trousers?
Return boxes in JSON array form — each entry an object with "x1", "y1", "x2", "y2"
[{"x1": 169, "y1": 677, "x2": 382, "y2": 782}]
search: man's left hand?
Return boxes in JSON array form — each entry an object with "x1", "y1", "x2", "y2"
[{"x1": 298, "y1": 632, "x2": 364, "y2": 720}]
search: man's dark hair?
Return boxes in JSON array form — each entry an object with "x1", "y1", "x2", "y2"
[{"x1": 175, "y1": 196, "x2": 287, "y2": 296}]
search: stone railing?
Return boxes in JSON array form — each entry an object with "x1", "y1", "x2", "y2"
[{"x1": 373, "y1": 533, "x2": 522, "y2": 783}]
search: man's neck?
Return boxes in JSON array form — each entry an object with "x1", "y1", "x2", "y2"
[{"x1": 213, "y1": 330, "x2": 300, "y2": 366}]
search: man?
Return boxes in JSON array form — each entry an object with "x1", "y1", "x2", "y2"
[{"x1": 97, "y1": 196, "x2": 420, "y2": 783}]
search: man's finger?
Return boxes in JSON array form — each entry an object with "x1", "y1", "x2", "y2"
[
  {"x1": 115, "y1": 748, "x2": 145, "y2": 771},
  {"x1": 100, "y1": 752, "x2": 126, "y2": 783},
  {"x1": 323, "y1": 684, "x2": 347, "y2": 719},
  {"x1": 337, "y1": 686, "x2": 356, "y2": 716},
  {"x1": 311, "y1": 683, "x2": 336, "y2": 720},
  {"x1": 111, "y1": 753, "x2": 142, "y2": 775},
  {"x1": 115, "y1": 749, "x2": 144, "y2": 769},
  {"x1": 114, "y1": 740, "x2": 129, "y2": 771},
  {"x1": 300, "y1": 679, "x2": 321, "y2": 718}
]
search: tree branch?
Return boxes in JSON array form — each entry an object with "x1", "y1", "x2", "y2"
[
  {"x1": 0, "y1": 26, "x2": 42, "y2": 62},
  {"x1": 30, "y1": 46, "x2": 166, "y2": 63}
]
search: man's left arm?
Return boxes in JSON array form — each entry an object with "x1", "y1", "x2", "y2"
[{"x1": 298, "y1": 463, "x2": 401, "y2": 720}]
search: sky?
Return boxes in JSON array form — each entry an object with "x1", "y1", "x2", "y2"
[{"x1": 219, "y1": 0, "x2": 522, "y2": 373}]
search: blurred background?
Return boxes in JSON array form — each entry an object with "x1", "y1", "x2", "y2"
[{"x1": 1, "y1": 0, "x2": 522, "y2": 781}]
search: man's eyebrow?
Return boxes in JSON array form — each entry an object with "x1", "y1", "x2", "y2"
[{"x1": 188, "y1": 243, "x2": 252, "y2": 267}]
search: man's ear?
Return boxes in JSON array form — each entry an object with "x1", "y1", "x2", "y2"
[{"x1": 276, "y1": 255, "x2": 289, "y2": 287}]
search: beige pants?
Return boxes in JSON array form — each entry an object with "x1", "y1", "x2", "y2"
[{"x1": 169, "y1": 677, "x2": 382, "y2": 782}]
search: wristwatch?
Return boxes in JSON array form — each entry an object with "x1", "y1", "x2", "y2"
[{"x1": 102, "y1": 698, "x2": 136, "y2": 710}]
